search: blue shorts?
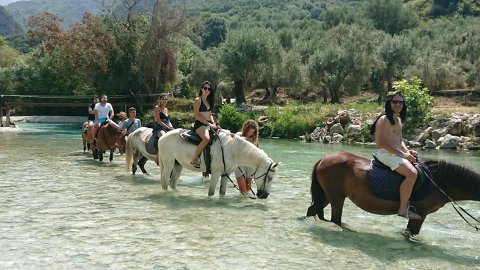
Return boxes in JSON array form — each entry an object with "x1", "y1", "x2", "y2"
[{"x1": 96, "y1": 117, "x2": 108, "y2": 124}]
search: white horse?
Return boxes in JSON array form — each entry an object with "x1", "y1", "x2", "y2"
[
  {"x1": 125, "y1": 127, "x2": 157, "y2": 175},
  {"x1": 157, "y1": 128, "x2": 279, "y2": 198}
]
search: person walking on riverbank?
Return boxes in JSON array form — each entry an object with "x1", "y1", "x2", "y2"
[{"x1": 370, "y1": 92, "x2": 421, "y2": 220}]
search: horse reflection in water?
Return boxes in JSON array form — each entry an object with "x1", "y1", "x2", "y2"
[
  {"x1": 157, "y1": 129, "x2": 279, "y2": 198},
  {"x1": 91, "y1": 124, "x2": 125, "y2": 162},
  {"x1": 307, "y1": 151, "x2": 480, "y2": 235}
]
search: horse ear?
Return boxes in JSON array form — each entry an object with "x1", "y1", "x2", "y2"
[{"x1": 272, "y1": 162, "x2": 280, "y2": 168}]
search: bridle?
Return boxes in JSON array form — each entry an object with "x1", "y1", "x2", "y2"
[{"x1": 252, "y1": 162, "x2": 274, "y2": 194}]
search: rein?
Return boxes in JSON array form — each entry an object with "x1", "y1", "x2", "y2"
[{"x1": 423, "y1": 164, "x2": 480, "y2": 232}]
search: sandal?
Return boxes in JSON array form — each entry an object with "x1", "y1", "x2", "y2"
[{"x1": 191, "y1": 158, "x2": 201, "y2": 169}]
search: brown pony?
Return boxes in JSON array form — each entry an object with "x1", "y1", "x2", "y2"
[
  {"x1": 92, "y1": 124, "x2": 125, "y2": 161},
  {"x1": 81, "y1": 121, "x2": 91, "y2": 151},
  {"x1": 307, "y1": 151, "x2": 480, "y2": 235}
]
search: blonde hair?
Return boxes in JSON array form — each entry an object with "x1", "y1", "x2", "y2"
[{"x1": 241, "y1": 120, "x2": 259, "y2": 142}]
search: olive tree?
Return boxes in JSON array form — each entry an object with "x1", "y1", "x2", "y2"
[{"x1": 221, "y1": 28, "x2": 280, "y2": 105}]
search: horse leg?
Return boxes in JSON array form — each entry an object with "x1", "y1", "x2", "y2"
[
  {"x1": 308, "y1": 170, "x2": 329, "y2": 221},
  {"x1": 407, "y1": 218, "x2": 425, "y2": 235},
  {"x1": 219, "y1": 175, "x2": 228, "y2": 196},
  {"x1": 169, "y1": 163, "x2": 183, "y2": 189},
  {"x1": 137, "y1": 156, "x2": 148, "y2": 174},
  {"x1": 208, "y1": 172, "x2": 221, "y2": 196},
  {"x1": 109, "y1": 150, "x2": 114, "y2": 162},
  {"x1": 99, "y1": 151, "x2": 103, "y2": 161},
  {"x1": 160, "y1": 158, "x2": 174, "y2": 190},
  {"x1": 329, "y1": 193, "x2": 346, "y2": 227}
]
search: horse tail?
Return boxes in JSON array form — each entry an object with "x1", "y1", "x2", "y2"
[
  {"x1": 307, "y1": 159, "x2": 326, "y2": 220},
  {"x1": 125, "y1": 131, "x2": 135, "y2": 173}
]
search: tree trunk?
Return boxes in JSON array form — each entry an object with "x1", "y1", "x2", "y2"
[
  {"x1": 322, "y1": 87, "x2": 328, "y2": 103},
  {"x1": 329, "y1": 86, "x2": 340, "y2": 103},
  {"x1": 234, "y1": 78, "x2": 246, "y2": 105},
  {"x1": 270, "y1": 86, "x2": 277, "y2": 104},
  {"x1": 378, "y1": 69, "x2": 392, "y2": 102}
]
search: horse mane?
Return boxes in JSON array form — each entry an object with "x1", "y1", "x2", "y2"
[
  {"x1": 226, "y1": 131, "x2": 268, "y2": 160},
  {"x1": 426, "y1": 159, "x2": 480, "y2": 191}
]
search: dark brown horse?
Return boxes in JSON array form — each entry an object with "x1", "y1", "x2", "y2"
[
  {"x1": 307, "y1": 151, "x2": 480, "y2": 235},
  {"x1": 92, "y1": 124, "x2": 125, "y2": 161}
]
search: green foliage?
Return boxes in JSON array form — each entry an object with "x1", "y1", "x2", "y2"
[
  {"x1": 392, "y1": 77, "x2": 433, "y2": 121},
  {"x1": 264, "y1": 104, "x2": 322, "y2": 138},
  {"x1": 365, "y1": 0, "x2": 419, "y2": 35},
  {"x1": 218, "y1": 104, "x2": 248, "y2": 132}
]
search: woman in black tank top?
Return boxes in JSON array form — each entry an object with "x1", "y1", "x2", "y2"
[{"x1": 190, "y1": 81, "x2": 217, "y2": 168}]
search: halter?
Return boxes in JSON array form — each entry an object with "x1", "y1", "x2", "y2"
[{"x1": 253, "y1": 162, "x2": 274, "y2": 193}]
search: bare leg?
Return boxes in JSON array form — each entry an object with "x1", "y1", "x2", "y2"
[
  {"x1": 236, "y1": 176, "x2": 248, "y2": 193},
  {"x1": 191, "y1": 126, "x2": 210, "y2": 167},
  {"x1": 245, "y1": 177, "x2": 252, "y2": 191},
  {"x1": 394, "y1": 162, "x2": 420, "y2": 219}
]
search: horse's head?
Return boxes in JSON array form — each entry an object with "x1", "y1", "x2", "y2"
[{"x1": 254, "y1": 160, "x2": 279, "y2": 199}]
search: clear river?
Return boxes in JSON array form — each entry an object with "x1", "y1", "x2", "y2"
[{"x1": 0, "y1": 123, "x2": 479, "y2": 269}]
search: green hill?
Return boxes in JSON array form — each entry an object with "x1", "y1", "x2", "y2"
[{"x1": 0, "y1": 5, "x2": 22, "y2": 35}]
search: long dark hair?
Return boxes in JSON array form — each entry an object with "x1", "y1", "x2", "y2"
[
  {"x1": 370, "y1": 92, "x2": 407, "y2": 135},
  {"x1": 197, "y1": 81, "x2": 214, "y2": 110}
]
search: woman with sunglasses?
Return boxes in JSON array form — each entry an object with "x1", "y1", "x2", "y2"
[
  {"x1": 190, "y1": 81, "x2": 218, "y2": 168},
  {"x1": 370, "y1": 92, "x2": 421, "y2": 220}
]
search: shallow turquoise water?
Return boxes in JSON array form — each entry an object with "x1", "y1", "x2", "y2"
[{"x1": 0, "y1": 123, "x2": 479, "y2": 269}]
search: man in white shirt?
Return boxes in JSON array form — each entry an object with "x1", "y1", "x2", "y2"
[{"x1": 92, "y1": 94, "x2": 120, "y2": 146}]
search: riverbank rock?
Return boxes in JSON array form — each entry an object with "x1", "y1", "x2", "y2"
[
  {"x1": 424, "y1": 139, "x2": 437, "y2": 149},
  {"x1": 464, "y1": 137, "x2": 480, "y2": 150},
  {"x1": 438, "y1": 134, "x2": 461, "y2": 149}
]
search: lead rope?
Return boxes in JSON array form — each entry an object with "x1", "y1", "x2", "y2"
[{"x1": 422, "y1": 163, "x2": 480, "y2": 232}]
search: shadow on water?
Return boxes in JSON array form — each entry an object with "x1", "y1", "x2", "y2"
[
  {"x1": 115, "y1": 174, "x2": 160, "y2": 185},
  {"x1": 304, "y1": 217, "x2": 479, "y2": 267},
  {"x1": 140, "y1": 191, "x2": 269, "y2": 212}
]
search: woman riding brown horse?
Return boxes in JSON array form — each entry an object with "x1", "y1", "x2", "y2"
[{"x1": 307, "y1": 151, "x2": 480, "y2": 235}]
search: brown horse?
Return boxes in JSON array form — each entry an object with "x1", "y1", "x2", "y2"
[
  {"x1": 81, "y1": 121, "x2": 91, "y2": 151},
  {"x1": 92, "y1": 124, "x2": 125, "y2": 161},
  {"x1": 307, "y1": 151, "x2": 480, "y2": 235}
]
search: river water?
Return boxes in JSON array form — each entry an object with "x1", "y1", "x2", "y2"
[{"x1": 1, "y1": 123, "x2": 479, "y2": 269}]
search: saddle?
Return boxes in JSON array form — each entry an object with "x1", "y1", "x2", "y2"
[
  {"x1": 368, "y1": 157, "x2": 432, "y2": 201},
  {"x1": 179, "y1": 128, "x2": 218, "y2": 174},
  {"x1": 145, "y1": 132, "x2": 158, "y2": 155}
]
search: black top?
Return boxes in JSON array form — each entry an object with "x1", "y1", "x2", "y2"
[
  {"x1": 87, "y1": 103, "x2": 95, "y2": 121},
  {"x1": 159, "y1": 111, "x2": 169, "y2": 122},
  {"x1": 199, "y1": 98, "x2": 211, "y2": 112}
]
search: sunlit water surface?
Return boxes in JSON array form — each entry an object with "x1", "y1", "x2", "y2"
[{"x1": 1, "y1": 123, "x2": 479, "y2": 269}]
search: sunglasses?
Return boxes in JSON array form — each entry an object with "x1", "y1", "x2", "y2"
[
  {"x1": 203, "y1": 86, "x2": 211, "y2": 91},
  {"x1": 162, "y1": 98, "x2": 168, "y2": 101},
  {"x1": 391, "y1": 100, "x2": 404, "y2": 105}
]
